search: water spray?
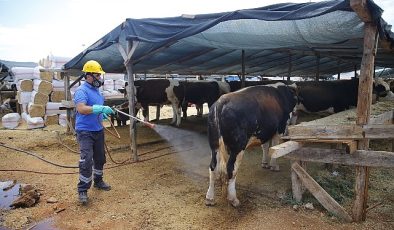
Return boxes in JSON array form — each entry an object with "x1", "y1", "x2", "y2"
[{"x1": 112, "y1": 107, "x2": 156, "y2": 129}]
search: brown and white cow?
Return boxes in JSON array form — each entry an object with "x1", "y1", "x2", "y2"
[{"x1": 205, "y1": 82, "x2": 297, "y2": 207}]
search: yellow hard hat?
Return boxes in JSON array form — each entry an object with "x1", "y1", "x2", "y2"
[{"x1": 82, "y1": 60, "x2": 105, "y2": 74}]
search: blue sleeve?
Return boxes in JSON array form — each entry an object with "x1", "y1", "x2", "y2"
[{"x1": 74, "y1": 89, "x2": 88, "y2": 105}]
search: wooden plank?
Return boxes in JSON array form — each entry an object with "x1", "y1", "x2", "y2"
[
  {"x1": 364, "y1": 124, "x2": 394, "y2": 139},
  {"x1": 285, "y1": 148, "x2": 394, "y2": 168},
  {"x1": 369, "y1": 110, "x2": 394, "y2": 124},
  {"x1": 291, "y1": 160, "x2": 304, "y2": 202},
  {"x1": 269, "y1": 141, "x2": 303, "y2": 159},
  {"x1": 285, "y1": 124, "x2": 394, "y2": 140},
  {"x1": 291, "y1": 162, "x2": 353, "y2": 222},
  {"x1": 297, "y1": 139, "x2": 357, "y2": 154},
  {"x1": 286, "y1": 125, "x2": 363, "y2": 140}
]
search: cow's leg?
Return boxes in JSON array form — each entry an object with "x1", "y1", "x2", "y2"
[
  {"x1": 269, "y1": 134, "x2": 280, "y2": 171},
  {"x1": 181, "y1": 101, "x2": 188, "y2": 120},
  {"x1": 142, "y1": 105, "x2": 149, "y2": 122},
  {"x1": 175, "y1": 103, "x2": 182, "y2": 126},
  {"x1": 170, "y1": 103, "x2": 177, "y2": 125},
  {"x1": 205, "y1": 150, "x2": 218, "y2": 206},
  {"x1": 261, "y1": 141, "x2": 271, "y2": 169},
  {"x1": 196, "y1": 104, "x2": 203, "y2": 117},
  {"x1": 227, "y1": 150, "x2": 244, "y2": 207}
]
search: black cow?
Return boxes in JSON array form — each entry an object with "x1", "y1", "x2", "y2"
[
  {"x1": 205, "y1": 82, "x2": 297, "y2": 207},
  {"x1": 180, "y1": 81, "x2": 221, "y2": 119},
  {"x1": 295, "y1": 78, "x2": 390, "y2": 114}
]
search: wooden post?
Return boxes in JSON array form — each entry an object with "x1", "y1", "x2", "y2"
[
  {"x1": 337, "y1": 60, "x2": 341, "y2": 80},
  {"x1": 291, "y1": 160, "x2": 303, "y2": 202},
  {"x1": 315, "y1": 53, "x2": 320, "y2": 81},
  {"x1": 354, "y1": 65, "x2": 358, "y2": 78},
  {"x1": 292, "y1": 162, "x2": 353, "y2": 222},
  {"x1": 241, "y1": 50, "x2": 245, "y2": 88},
  {"x1": 126, "y1": 40, "x2": 139, "y2": 162},
  {"x1": 287, "y1": 53, "x2": 292, "y2": 82},
  {"x1": 156, "y1": 105, "x2": 160, "y2": 121},
  {"x1": 353, "y1": 23, "x2": 379, "y2": 222},
  {"x1": 64, "y1": 73, "x2": 73, "y2": 134}
]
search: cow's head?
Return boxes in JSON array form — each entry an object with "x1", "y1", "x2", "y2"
[{"x1": 121, "y1": 82, "x2": 139, "y2": 104}]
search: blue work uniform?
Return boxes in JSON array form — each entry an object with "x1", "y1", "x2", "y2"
[{"x1": 73, "y1": 82, "x2": 106, "y2": 192}]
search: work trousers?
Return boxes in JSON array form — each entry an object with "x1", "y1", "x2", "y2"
[{"x1": 76, "y1": 130, "x2": 106, "y2": 192}]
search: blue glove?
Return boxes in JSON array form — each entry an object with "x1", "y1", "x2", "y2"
[
  {"x1": 92, "y1": 105, "x2": 114, "y2": 116},
  {"x1": 102, "y1": 113, "x2": 110, "y2": 121}
]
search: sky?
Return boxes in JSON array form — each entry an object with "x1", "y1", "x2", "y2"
[{"x1": 0, "y1": 0, "x2": 393, "y2": 63}]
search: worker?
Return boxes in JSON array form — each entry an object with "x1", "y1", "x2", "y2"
[{"x1": 73, "y1": 60, "x2": 114, "y2": 205}]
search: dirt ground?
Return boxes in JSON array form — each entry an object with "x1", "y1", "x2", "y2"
[{"x1": 0, "y1": 105, "x2": 393, "y2": 229}]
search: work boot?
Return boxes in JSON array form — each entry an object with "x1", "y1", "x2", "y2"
[
  {"x1": 78, "y1": 191, "x2": 88, "y2": 205},
  {"x1": 93, "y1": 180, "x2": 112, "y2": 191}
]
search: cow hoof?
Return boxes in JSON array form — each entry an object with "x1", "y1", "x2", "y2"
[
  {"x1": 205, "y1": 198, "x2": 215, "y2": 206},
  {"x1": 270, "y1": 166, "x2": 280, "y2": 172},
  {"x1": 229, "y1": 198, "x2": 240, "y2": 207},
  {"x1": 261, "y1": 163, "x2": 270, "y2": 169}
]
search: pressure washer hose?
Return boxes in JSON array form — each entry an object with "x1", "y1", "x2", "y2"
[{"x1": 112, "y1": 107, "x2": 156, "y2": 129}]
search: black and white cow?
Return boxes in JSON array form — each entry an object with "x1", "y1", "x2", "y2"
[
  {"x1": 205, "y1": 82, "x2": 298, "y2": 207},
  {"x1": 124, "y1": 79, "x2": 183, "y2": 126}
]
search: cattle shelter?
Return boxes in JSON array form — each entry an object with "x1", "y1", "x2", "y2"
[{"x1": 62, "y1": 0, "x2": 394, "y2": 223}]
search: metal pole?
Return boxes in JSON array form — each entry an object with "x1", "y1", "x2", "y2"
[{"x1": 241, "y1": 50, "x2": 245, "y2": 88}]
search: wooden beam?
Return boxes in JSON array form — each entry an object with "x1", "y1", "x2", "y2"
[
  {"x1": 286, "y1": 125, "x2": 363, "y2": 140},
  {"x1": 363, "y1": 124, "x2": 394, "y2": 139},
  {"x1": 297, "y1": 139, "x2": 357, "y2": 154},
  {"x1": 369, "y1": 110, "x2": 394, "y2": 124},
  {"x1": 269, "y1": 141, "x2": 303, "y2": 159},
  {"x1": 350, "y1": 0, "x2": 372, "y2": 23},
  {"x1": 291, "y1": 162, "x2": 353, "y2": 222},
  {"x1": 291, "y1": 160, "x2": 305, "y2": 202},
  {"x1": 126, "y1": 40, "x2": 138, "y2": 162},
  {"x1": 353, "y1": 21, "x2": 379, "y2": 221},
  {"x1": 285, "y1": 124, "x2": 394, "y2": 140},
  {"x1": 285, "y1": 148, "x2": 394, "y2": 168}
]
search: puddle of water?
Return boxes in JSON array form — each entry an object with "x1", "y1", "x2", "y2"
[
  {"x1": 0, "y1": 181, "x2": 20, "y2": 210},
  {"x1": 28, "y1": 218, "x2": 57, "y2": 230}
]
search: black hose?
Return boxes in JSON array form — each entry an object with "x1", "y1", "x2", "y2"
[{"x1": 0, "y1": 143, "x2": 78, "y2": 168}]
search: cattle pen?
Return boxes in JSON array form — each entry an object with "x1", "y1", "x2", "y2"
[{"x1": 58, "y1": 0, "x2": 394, "y2": 223}]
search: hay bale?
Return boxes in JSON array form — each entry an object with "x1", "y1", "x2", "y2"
[
  {"x1": 31, "y1": 91, "x2": 49, "y2": 105},
  {"x1": 50, "y1": 91, "x2": 65, "y2": 102},
  {"x1": 39, "y1": 71, "x2": 53, "y2": 82},
  {"x1": 45, "y1": 114, "x2": 59, "y2": 125},
  {"x1": 18, "y1": 79, "x2": 33, "y2": 91},
  {"x1": 33, "y1": 79, "x2": 53, "y2": 95},
  {"x1": 28, "y1": 103, "x2": 45, "y2": 117}
]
